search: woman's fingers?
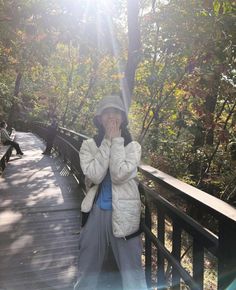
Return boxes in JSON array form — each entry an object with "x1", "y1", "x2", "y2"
[{"x1": 105, "y1": 119, "x2": 121, "y2": 139}]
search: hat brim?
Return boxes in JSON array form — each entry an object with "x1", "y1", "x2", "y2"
[{"x1": 93, "y1": 109, "x2": 128, "y2": 128}]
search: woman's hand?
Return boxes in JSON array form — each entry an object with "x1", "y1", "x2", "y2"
[{"x1": 105, "y1": 119, "x2": 121, "y2": 141}]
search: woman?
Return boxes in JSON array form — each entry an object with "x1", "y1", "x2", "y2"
[
  {"x1": 74, "y1": 95, "x2": 147, "y2": 290},
  {"x1": 0, "y1": 121, "x2": 24, "y2": 157}
]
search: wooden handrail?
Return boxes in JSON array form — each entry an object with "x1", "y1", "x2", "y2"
[{"x1": 139, "y1": 164, "x2": 236, "y2": 223}]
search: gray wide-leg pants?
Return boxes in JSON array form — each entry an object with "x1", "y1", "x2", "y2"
[{"x1": 74, "y1": 205, "x2": 147, "y2": 290}]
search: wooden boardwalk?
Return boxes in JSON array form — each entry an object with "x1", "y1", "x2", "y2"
[{"x1": 0, "y1": 132, "x2": 83, "y2": 290}]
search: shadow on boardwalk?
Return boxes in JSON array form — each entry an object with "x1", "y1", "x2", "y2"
[{"x1": 0, "y1": 132, "x2": 83, "y2": 290}]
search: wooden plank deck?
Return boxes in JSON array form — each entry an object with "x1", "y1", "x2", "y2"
[{"x1": 0, "y1": 132, "x2": 83, "y2": 290}]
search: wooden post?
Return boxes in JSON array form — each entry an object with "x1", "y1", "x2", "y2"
[
  {"x1": 145, "y1": 195, "x2": 152, "y2": 288},
  {"x1": 172, "y1": 221, "x2": 181, "y2": 290},
  {"x1": 157, "y1": 207, "x2": 167, "y2": 289},
  {"x1": 193, "y1": 240, "x2": 204, "y2": 289}
]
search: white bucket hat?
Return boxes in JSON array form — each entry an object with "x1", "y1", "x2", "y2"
[{"x1": 93, "y1": 95, "x2": 128, "y2": 127}]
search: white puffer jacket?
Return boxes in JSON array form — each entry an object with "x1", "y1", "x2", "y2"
[{"x1": 79, "y1": 137, "x2": 142, "y2": 238}]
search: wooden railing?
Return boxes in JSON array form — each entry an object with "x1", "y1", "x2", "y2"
[{"x1": 31, "y1": 122, "x2": 236, "y2": 290}]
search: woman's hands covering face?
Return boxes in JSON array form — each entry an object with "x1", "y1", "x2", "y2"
[
  {"x1": 105, "y1": 119, "x2": 121, "y2": 141},
  {"x1": 100, "y1": 107, "x2": 123, "y2": 141}
]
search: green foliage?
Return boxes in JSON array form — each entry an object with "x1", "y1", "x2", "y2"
[{"x1": 130, "y1": 0, "x2": 235, "y2": 205}]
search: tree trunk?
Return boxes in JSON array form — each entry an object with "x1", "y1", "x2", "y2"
[
  {"x1": 205, "y1": 93, "x2": 217, "y2": 145},
  {"x1": 7, "y1": 72, "x2": 22, "y2": 127},
  {"x1": 121, "y1": 0, "x2": 141, "y2": 113},
  {"x1": 61, "y1": 64, "x2": 74, "y2": 126},
  {"x1": 193, "y1": 76, "x2": 219, "y2": 149}
]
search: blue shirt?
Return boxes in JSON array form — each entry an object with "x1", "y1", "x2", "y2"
[{"x1": 96, "y1": 170, "x2": 112, "y2": 210}]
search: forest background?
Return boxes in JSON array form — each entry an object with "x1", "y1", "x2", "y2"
[{"x1": 0, "y1": 0, "x2": 235, "y2": 206}]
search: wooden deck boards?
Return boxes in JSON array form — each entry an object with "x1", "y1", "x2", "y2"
[{"x1": 0, "y1": 132, "x2": 83, "y2": 290}]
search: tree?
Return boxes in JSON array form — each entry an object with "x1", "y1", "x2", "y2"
[{"x1": 129, "y1": 0, "x2": 235, "y2": 204}]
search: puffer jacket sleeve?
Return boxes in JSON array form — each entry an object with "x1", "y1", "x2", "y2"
[
  {"x1": 109, "y1": 137, "x2": 141, "y2": 184},
  {"x1": 79, "y1": 138, "x2": 111, "y2": 184}
]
